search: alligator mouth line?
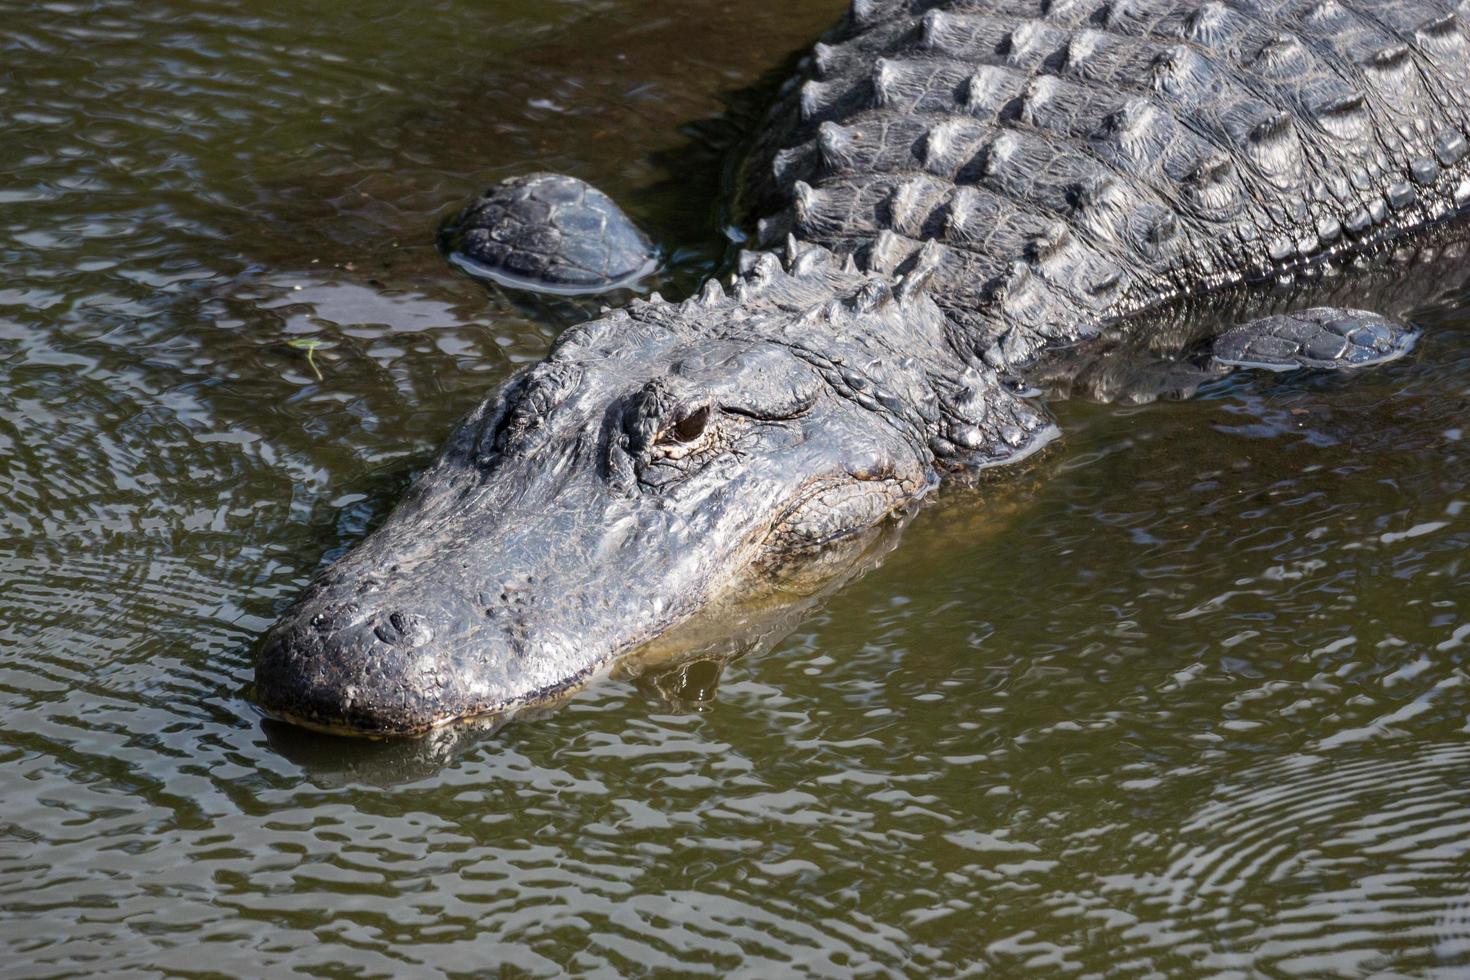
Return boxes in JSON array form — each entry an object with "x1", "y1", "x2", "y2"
[
  {"x1": 254, "y1": 492, "x2": 915, "y2": 738},
  {"x1": 252, "y1": 662, "x2": 607, "y2": 738}
]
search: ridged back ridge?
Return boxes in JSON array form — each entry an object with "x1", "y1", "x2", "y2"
[{"x1": 745, "y1": 0, "x2": 1470, "y2": 370}]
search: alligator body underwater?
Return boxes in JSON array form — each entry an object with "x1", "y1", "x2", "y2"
[{"x1": 256, "y1": 0, "x2": 1470, "y2": 735}]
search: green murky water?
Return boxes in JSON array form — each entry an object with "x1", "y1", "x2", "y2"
[{"x1": 4, "y1": 1, "x2": 1470, "y2": 975}]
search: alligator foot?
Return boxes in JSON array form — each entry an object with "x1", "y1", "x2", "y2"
[
  {"x1": 1208, "y1": 307, "x2": 1417, "y2": 373},
  {"x1": 1042, "y1": 307, "x2": 1420, "y2": 405},
  {"x1": 441, "y1": 173, "x2": 659, "y2": 296}
]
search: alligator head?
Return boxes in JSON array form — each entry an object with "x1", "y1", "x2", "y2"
[{"x1": 254, "y1": 249, "x2": 1054, "y2": 735}]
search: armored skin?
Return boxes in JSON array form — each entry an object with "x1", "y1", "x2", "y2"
[
  {"x1": 445, "y1": 173, "x2": 660, "y2": 294},
  {"x1": 256, "y1": 0, "x2": 1470, "y2": 735}
]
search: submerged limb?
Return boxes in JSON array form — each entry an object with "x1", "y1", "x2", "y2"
[
  {"x1": 1036, "y1": 307, "x2": 1420, "y2": 405},
  {"x1": 442, "y1": 173, "x2": 659, "y2": 296},
  {"x1": 1208, "y1": 308, "x2": 1418, "y2": 372}
]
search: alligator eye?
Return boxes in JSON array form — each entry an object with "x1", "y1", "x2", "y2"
[{"x1": 669, "y1": 405, "x2": 709, "y2": 443}]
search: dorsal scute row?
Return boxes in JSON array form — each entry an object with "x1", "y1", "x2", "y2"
[{"x1": 746, "y1": 0, "x2": 1470, "y2": 369}]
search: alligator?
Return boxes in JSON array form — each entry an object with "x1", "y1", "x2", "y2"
[{"x1": 254, "y1": 0, "x2": 1470, "y2": 735}]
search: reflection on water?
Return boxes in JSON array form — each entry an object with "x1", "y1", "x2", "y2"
[{"x1": 2, "y1": 0, "x2": 1470, "y2": 974}]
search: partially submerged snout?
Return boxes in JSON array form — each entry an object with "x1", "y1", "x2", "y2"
[
  {"x1": 254, "y1": 472, "x2": 697, "y2": 735},
  {"x1": 254, "y1": 314, "x2": 939, "y2": 735}
]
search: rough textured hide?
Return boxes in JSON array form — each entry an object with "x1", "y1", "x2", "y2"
[
  {"x1": 256, "y1": 0, "x2": 1470, "y2": 735},
  {"x1": 1026, "y1": 225, "x2": 1470, "y2": 402},
  {"x1": 744, "y1": 0, "x2": 1470, "y2": 368},
  {"x1": 445, "y1": 173, "x2": 659, "y2": 293}
]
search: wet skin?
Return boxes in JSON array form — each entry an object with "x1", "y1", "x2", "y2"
[{"x1": 255, "y1": 314, "x2": 939, "y2": 734}]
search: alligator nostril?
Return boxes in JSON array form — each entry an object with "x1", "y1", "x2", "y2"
[
  {"x1": 310, "y1": 601, "x2": 363, "y2": 634},
  {"x1": 365, "y1": 609, "x2": 434, "y2": 649},
  {"x1": 372, "y1": 610, "x2": 410, "y2": 645}
]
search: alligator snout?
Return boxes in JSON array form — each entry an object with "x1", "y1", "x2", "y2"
[
  {"x1": 257, "y1": 600, "x2": 470, "y2": 735},
  {"x1": 254, "y1": 326, "x2": 945, "y2": 736},
  {"x1": 256, "y1": 581, "x2": 602, "y2": 734}
]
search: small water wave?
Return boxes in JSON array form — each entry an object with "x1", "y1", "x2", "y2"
[{"x1": 1086, "y1": 745, "x2": 1470, "y2": 976}]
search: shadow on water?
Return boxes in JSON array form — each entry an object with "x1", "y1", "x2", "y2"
[
  {"x1": 238, "y1": 0, "x2": 837, "y2": 294},
  {"x1": 259, "y1": 716, "x2": 510, "y2": 788}
]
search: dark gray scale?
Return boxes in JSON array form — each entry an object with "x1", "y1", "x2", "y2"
[
  {"x1": 436, "y1": 0, "x2": 1468, "y2": 382},
  {"x1": 259, "y1": 0, "x2": 1470, "y2": 736},
  {"x1": 444, "y1": 173, "x2": 659, "y2": 295}
]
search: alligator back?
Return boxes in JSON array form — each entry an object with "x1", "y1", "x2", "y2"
[{"x1": 745, "y1": 0, "x2": 1470, "y2": 370}]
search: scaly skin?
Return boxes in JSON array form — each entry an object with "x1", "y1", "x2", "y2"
[
  {"x1": 255, "y1": 0, "x2": 1470, "y2": 735},
  {"x1": 255, "y1": 246, "x2": 1054, "y2": 734},
  {"x1": 445, "y1": 173, "x2": 659, "y2": 294},
  {"x1": 743, "y1": 0, "x2": 1470, "y2": 374}
]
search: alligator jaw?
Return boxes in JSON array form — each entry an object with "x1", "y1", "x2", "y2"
[{"x1": 255, "y1": 523, "x2": 907, "y2": 738}]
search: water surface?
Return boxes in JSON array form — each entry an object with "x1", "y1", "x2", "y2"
[{"x1": 3, "y1": 1, "x2": 1470, "y2": 975}]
